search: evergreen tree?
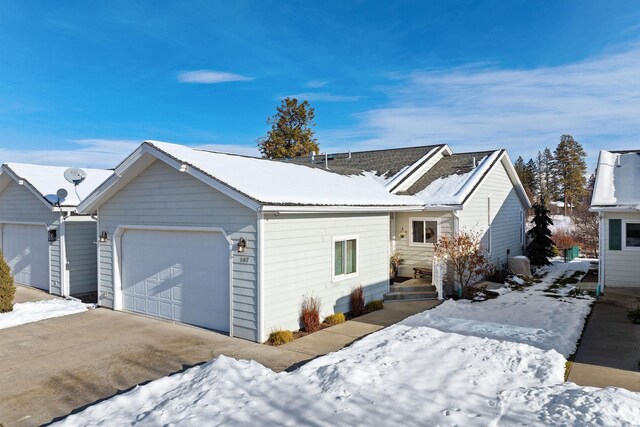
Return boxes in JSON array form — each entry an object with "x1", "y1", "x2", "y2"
[
  {"x1": 0, "y1": 250, "x2": 16, "y2": 313},
  {"x1": 257, "y1": 97, "x2": 319, "y2": 159},
  {"x1": 527, "y1": 198, "x2": 555, "y2": 265},
  {"x1": 514, "y1": 156, "x2": 537, "y2": 199},
  {"x1": 554, "y1": 134, "x2": 587, "y2": 216},
  {"x1": 525, "y1": 158, "x2": 538, "y2": 196},
  {"x1": 536, "y1": 148, "x2": 558, "y2": 203}
]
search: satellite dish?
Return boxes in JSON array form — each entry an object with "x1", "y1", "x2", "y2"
[
  {"x1": 56, "y1": 189, "x2": 68, "y2": 199},
  {"x1": 64, "y1": 168, "x2": 87, "y2": 185}
]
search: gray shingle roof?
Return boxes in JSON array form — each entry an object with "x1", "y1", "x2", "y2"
[
  {"x1": 281, "y1": 145, "x2": 445, "y2": 178},
  {"x1": 398, "y1": 150, "x2": 497, "y2": 196}
]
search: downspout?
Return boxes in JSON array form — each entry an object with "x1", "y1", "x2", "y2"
[
  {"x1": 256, "y1": 207, "x2": 266, "y2": 342},
  {"x1": 59, "y1": 209, "x2": 71, "y2": 297},
  {"x1": 598, "y1": 211, "x2": 605, "y2": 298}
]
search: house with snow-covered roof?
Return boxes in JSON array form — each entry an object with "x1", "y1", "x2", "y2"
[
  {"x1": 591, "y1": 149, "x2": 640, "y2": 292},
  {"x1": 0, "y1": 163, "x2": 113, "y2": 298},
  {"x1": 77, "y1": 140, "x2": 530, "y2": 342}
]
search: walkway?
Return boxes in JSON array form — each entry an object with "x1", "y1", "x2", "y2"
[{"x1": 567, "y1": 301, "x2": 640, "y2": 392}]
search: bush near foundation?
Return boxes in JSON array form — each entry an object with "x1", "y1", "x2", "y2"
[
  {"x1": 300, "y1": 296, "x2": 321, "y2": 333},
  {"x1": 268, "y1": 330, "x2": 294, "y2": 345},
  {"x1": 0, "y1": 250, "x2": 16, "y2": 313},
  {"x1": 365, "y1": 300, "x2": 384, "y2": 312},
  {"x1": 350, "y1": 286, "x2": 365, "y2": 317},
  {"x1": 324, "y1": 313, "x2": 345, "y2": 326}
]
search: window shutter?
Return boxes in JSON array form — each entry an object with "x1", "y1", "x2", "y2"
[{"x1": 609, "y1": 219, "x2": 622, "y2": 251}]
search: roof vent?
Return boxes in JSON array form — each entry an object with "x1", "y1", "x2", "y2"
[
  {"x1": 615, "y1": 155, "x2": 622, "y2": 168},
  {"x1": 348, "y1": 151, "x2": 352, "y2": 159},
  {"x1": 324, "y1": 152, "x2": 329, "y2": 169},
  {"x1": 472, "y1": 157, "x2": 476, "y2": 168},
  {"x1": 311, "y1": 152, "x2": 315, "y2": 163}
]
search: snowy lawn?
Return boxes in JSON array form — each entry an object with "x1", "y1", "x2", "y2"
[
  {"x1": 56, "y1": 260, "x2": 640, "y2": 426},
  {"x1": 0, "y1": 299, "x2": 88, "y2": 330}
]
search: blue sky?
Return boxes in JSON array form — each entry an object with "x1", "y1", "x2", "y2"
[{"x1": 1, "y1": 1, "x2": 639, "y2": 170}]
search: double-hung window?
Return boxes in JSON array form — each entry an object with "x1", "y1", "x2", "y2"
[
  {"x1": 410, "y1": 219, "x2": 438, "y2": 245},
  {"x1": 625, "y1": 221, "x2": 640, "y2": 249},
  {"x1": 334, "y1": 237, "x2": 357, "y2": 279}
]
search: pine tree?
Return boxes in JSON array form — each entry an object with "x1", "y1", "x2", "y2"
[
  {"x1": 554, "y1": 135, "x2": 587, "y2": 216},
  {"x1": 527, "y1": 198, "x2": 555, "y2": 265},
  {"x1": 525, "y1": 158, "x2": 538, "y2": 196},
  {"x1": 514, "y1": 156, "x2": 537, "y2": 199},
  {"x1": 257, "y1": 97, "x2": 319, "y2": 159},
  {"x1": 0, "y1": 250, "x2": 16, "y2": 313},
  {"x1": 536, "y1": 148, "x2": 558, "y2": 203}
]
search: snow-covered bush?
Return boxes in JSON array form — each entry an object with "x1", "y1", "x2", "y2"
[{"x1": 0, "y1": 250, "x2": 16, "y2": 313}]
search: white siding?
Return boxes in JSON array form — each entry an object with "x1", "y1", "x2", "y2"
[
  {"x1": 458, "y1": 162, "x2": 526, "y2": 268},
  {"x1": 97, "y1": 160, "x2": 258, "y2": 341},
  {"x1": 65, "y1": 219, "x2": 98, "y2": 296},
  {"x1": 0, "y1": 180, "x2": 61, "y2": 294},
  {"x1": 392, "y1": 211, "x2": 454, "y2": 277},
  {"x1": 602, "y1": 212, "x2": 640, "y2": 288},
  {"x1": 262, "y1": 212, "x2": 390, "y2": 333}
]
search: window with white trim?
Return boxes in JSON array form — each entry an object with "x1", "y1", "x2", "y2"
[
  {"x1": 625, "y1": 221, "x2": 640, "y2": 248},
  {"x1": 334, "y1": 237, "x2": 357, "y2": 277},
  {"x1": 411, "y1": 219, "x2": 438, "y2": 245}
]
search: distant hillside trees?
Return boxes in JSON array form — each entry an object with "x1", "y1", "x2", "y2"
[
  {"x1": 513, "y1": 134, "x2": 587, "y2": 215},
  {"x1": 257, "y1": 97, "x2": 320, "y2": 159}
]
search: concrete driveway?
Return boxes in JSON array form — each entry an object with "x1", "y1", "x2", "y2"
[{"x1": 0, "y1": 307, "x2": 308, "y2": 426}]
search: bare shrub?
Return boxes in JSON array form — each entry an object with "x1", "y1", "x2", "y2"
[
  {"x1": 434, "y1": 230, "x2": 487, "y2": 292},
  {"x1": 553, "y1": 228, "x2": 578, "y2": 251},
  {"x1": 350, "y1": 286, "x2": 365, "y2": 317},
  {"x1": 300, "y1": 296, "x2": 321, "y2": 333}
]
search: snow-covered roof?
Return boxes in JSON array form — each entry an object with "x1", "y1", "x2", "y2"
[
  {"x1": 0, "y1": 163, "x2": 113, "y2": 207},
  {"x1": 116, "y1": 141, "x2": 424, "y2": 208},
  {"x1": 591, "y1": 150, "x2": 640, "y2": 210},
  {"x1": 79, "y1": 140, "x2": 529, "y2": 213}
]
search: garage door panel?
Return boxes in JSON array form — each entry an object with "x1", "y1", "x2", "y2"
[
  {"x1": 2, "y1": 224, "x2": 49, "y2": 291},
  {"x1": 121, "y1": 229, "x2": 230, "y2": 332}
]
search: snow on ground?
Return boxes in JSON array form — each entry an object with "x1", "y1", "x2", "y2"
[
  {"x1": 0, "y1": 299, "x2": 88, "y2": 330},
  {"x1": 550, "y1": 214, "x2": 574, "y2": 233},
  {"x1": 56, "y1": 260, "x2": 640, "y2": 426}
]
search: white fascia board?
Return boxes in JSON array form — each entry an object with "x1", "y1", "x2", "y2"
[
  {"x1": 259, "y1": 204, "x2": 451, "y2": 214},
  {"x1": 590, "y1": 206, "x2": 640, "y2": 212},
  {"x1": 0, "y1": 165, "x2": 55, "y2": 211},
  {"x1": 500, "y1": 152, "x2": 532, "y2": 208},
  {"x1": 76, "y1": 173, "x2": 120, "y2": 214}
]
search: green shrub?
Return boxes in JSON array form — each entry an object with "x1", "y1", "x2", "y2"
[
  {"x1": 300, "y1": 295, "x2": 321, "y2": 333},
  {"x1": 324, "y1": 313, "x2": 345, "y2": 326},
  {"x1": 0, "y1": 250, "x2": 15, "y2": 313},
  {"x1": 268, "y1": 330, "x2": 294, "y2": 345},
  {"x1": 350, "y1": 286, "x2": 365, "y2": 317},
  {"x1": 628, "y1": 307, "x2": 640, "y2": 325},
  {"x1": 365, "y1": 299, "x2": 384, "y2": 312}
]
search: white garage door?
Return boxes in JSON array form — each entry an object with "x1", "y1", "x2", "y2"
[
  {"x1": 1, "y1": 224, "x2": 49, "y2": 291},
  {"x1": 121, "y1": 229, "x2": 230, "y2": 332}
]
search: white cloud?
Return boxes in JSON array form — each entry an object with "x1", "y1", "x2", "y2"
[
  {"x1": 0, "y1": 139, "x2": 261, "y2": 169},
  {"x1": 284, "y1": 92, "x2": 360, "y2": 102},
  {"x1": 324, "y1": 45, "x2": 640, "y2": 169},
  {"x1": 306, "y1": 79, "x2": 328, "y2": 88},
  {"x1": 177, "y1": 70, "x2": 254, "y2": 84}
]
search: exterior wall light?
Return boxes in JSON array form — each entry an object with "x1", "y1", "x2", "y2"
[
  {"x1": 99, "y1": 231, "x2": 108, "y2": 243},
  {"x1": 399, "y1": 227, "x2": 407, "y2": 239},
  {"x1": 237, "y1": 237, "x2": 247, "y2": 253},
  {"x1": 48, "y1": 229, "x2": 57, "y2": 242}
]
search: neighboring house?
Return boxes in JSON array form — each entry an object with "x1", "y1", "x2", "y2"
[
  {"x1": 77, "y1": 141, "x2": 529, "y2": 342},
  {"x1": 0, "y1": 163, "x2": 113, "y2": 297},
  {"x1": 591, "y1": 150, "x2": 640, "y2": 291}
]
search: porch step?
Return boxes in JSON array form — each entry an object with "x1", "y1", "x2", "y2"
[
  {"x1": 384, "y1": 290, "x2": 439, "y2": 301},
  {"x1": 390, "y1": 283, "x2": 437, "y2": 293},
  {"x1": 600, "y1": 288, "x2": 640, "y2": 310}
]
